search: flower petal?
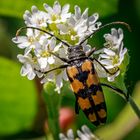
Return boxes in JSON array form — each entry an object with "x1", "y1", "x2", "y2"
[
  {"x1": 55, "y1": 73, "x2": 63, "y2": 93},
  {"x1": 44, "y1": 3, "x2": 53, "y2": 14},
  {"x1": 107, "y1": 70, "x2": 120, "y2": 82},
  {"x1": 100, "y1": 59, "x2": 112, "y2": 66},
  {"x1": 18, "y1": 42, "x2": 30, "y2": 49},
  {"x1": 48, "y1": 56, "x2": 55, "y2": 64},
  {"x1": 75, "y1": 5, "x2": 81, "y2": 19},
  {"x1": 57, "y1": 24, "x2": 69, "y2": 33},
  {"x1": 82, "y1": 8, "x2": 88, "y2": 19},
  {"x1": 20, "y1": 65, "x2": 29, "y2": 76},
  {"x1": 31, "y1": 6, "x2": 38, "y2": 14},
  {"x1": 62, "y1": 70, "x2": 68, "y2": 81},
  {"x1": 27, "y1": 70, "x2": 36, "y2": 80},
  {"x1": 99, "y1": 54, "x2": 110, "y2": 59},
  {"x1": 104, "y1": 48, "x2": 116, "y2": 56},
  {"x1": 50, "y1": 37, "x2": 56, "y2": 50},
  {"x1": 53, "y1": 1, "x2": 61, "y2": 14},
  {"x1": 61, "y1": 4, "x2": 70, "y2": 14},
  {"x1": 89, "y1": 13, "x2": 99, "y2": 24},
  {"x1": 12, "y1": 36, "x2": 27, "y2": 44},
  {"x1": 38, "y1": 57, "x2": 48, "y2": 69}
]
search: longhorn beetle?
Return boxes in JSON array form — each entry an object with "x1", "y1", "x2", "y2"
[{"x1": 16, "y1": 21, "x2": 130, "y2": 126}]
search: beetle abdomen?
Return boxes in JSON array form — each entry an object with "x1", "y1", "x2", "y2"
[{"x1": 66, "y1": 59, "x2": 107, "y2": 126}]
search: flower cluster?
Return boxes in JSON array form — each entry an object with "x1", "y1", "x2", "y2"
[
  {"x1": 95, "y1": 28, "x2": 127, "y2": 81},
  {"x1": 12, "y1": 1, "x2": 128, "y2": 93},
  {"x1": 59, "y1": 125, "x2": 100, "y2": 140}
]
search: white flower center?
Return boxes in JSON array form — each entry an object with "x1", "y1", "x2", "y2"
[
  {"x1": 112, "y1": 55, "x2": 119, "y2": 65},
  {"x1": 41, "y1": 50, "x2": 50, "y2": 57},
  {"x1": 37, "y1": 19, "x2": 45, "y2": 25},
  {"x1": 51, "y1": 14, "x2": 61, "y2": 21},
  {"x1": 28, "y1": 36, "x2": 35, "y2": 43},
  {"x1": 32, "y1": 56, "x2": 37, "y2": 63}
]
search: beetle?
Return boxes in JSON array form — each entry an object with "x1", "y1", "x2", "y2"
[{"x1": 16, "y1": 21, "x2": 130, "y2": 126}]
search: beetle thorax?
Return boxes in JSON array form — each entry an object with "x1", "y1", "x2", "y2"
[{"x1": 68, "y1": 45, "x2": 86, "y2": 61}]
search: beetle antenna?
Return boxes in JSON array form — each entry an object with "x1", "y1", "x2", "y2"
[
  {"x1": 16, "y1": 26, "x2": 71, "y2": 47},
  {"x1": 79, "y1": 21, "x2": 131, "y2": 45}
]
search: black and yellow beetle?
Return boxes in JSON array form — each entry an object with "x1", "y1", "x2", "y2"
[{"x1": 16, "y1": 21, "x2": 130, "y2": 126}]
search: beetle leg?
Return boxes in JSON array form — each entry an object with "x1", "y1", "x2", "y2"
[
  {"x1": 101, "y1": 83, "x2": 128, "y2": 101},
  {"x1": 92, "y1": 58, "x2": 119, "y2": 75},
  {"x1": 36, "y1": 64, "x2": 68, "y2": 74},
  {"x1": 49, "y1": 51, "x2": 69, "y2": 63},
  {"x1": 75, "y1": 96, "x2": 80, "y2": 114}
]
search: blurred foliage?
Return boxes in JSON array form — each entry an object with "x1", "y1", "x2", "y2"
[
  {"x1": 95, "y1": 82, "x2": 140, "y2": 140},
  {"x1": 135, "y1": 0, "x2": 140, "y2": 21},
  {"x1": 0, "y1": 57, "x2": 37, "y2": 136},
  {"x1": 0, "y1": 0, "x2": 118, "y2": 18},
  {"x1": 0, "y1": 0, "x2": 140, "y2": 139}
]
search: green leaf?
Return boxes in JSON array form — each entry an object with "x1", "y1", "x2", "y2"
[
  {"x1": 0, "y1": 0, "x2": 119, "y2": 18},
  {"x1": 0, "y1": 57, "x2": 37, "y2": 136}
]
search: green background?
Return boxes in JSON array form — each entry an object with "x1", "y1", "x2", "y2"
[{"x1": 0, "y1": 0, "x2": 140, "y2": 139}]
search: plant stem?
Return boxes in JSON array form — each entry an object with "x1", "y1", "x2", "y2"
[
  {"x1": 43, "y1": 82, "x2": 62, "y2": 140},
  {"x1": 128, "y1": 95, "x2": 140, "y2": 119}
]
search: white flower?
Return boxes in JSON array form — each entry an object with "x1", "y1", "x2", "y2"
[
  {"x1": 103, "y1": 28, "x2": 124, "y2": 49},
  {"x1": 23, "y1": 6, "x2": 48, "y2": 27},
  {"x1": 59, "y1": 125, "x2": 99, "y2": 140},
  {"x1": 12, "y1": 29, "x2": 40, "y2": 54},
  {"x1": 44, "y1": 1, "x2": 71, "y2": 24},
  {"x1": 55, "y1": 69, "x2": 68, "y2": 93},
  {"x1": 95, "y1": 28, "x2": 127, "y2": 81},
  {"x1": 77, "y1": 125, "x2": 99, "y2": 140},
  {"x1": 41, "y1": 67, "x2": 68, "y2": 94},
  {"x1": 87, "y1": 13, "x2": 102, "y2": 33},
  {"x1": 41, "y1": 45, "x2": 68, "y2": 93},
  {"x1": 57, "y1": 5, "x2": 101, "y2": 43},
  {"x1": 73, "y1": 6, "x2": 101, "y2": 36},
  {"x1": 34, "y1": 37, "x2": 57, "y2": 69},
  {"x1": 59, "y1": 129, "x2": 74, "y2": 140},
  {"x1": 17, "y1": 54, "x2": 41, "y2": 80}
]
